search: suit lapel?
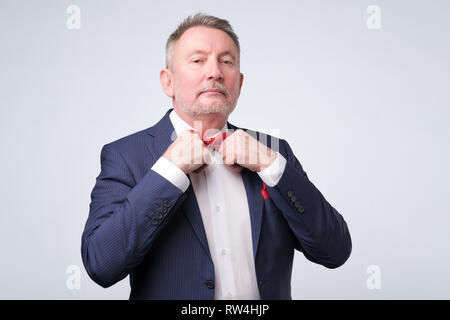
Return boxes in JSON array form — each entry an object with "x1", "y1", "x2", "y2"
[
  {"x1": 145, "y1": 109, "x2": 211, "y2": 258},
  {"x1": 226, "y1": 123, "x2": 265, "y2": 260},
  {"x1": 241, "y1": 168, "x2": 264, "y2": 259},
  {"x1": 180, "y1": 183, "x2": 211, "y2": 258},
  {"x1": 145, "y1": 109, "x2": 175, "y2": 162}
]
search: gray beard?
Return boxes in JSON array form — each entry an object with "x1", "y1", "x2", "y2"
[{"x1": 176, "y1": 98, "x2": 235, "y2": 117}]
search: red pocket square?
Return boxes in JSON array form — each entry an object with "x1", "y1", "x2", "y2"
[{"x1": 261, "y1": 182, "x2": 270, "y2": 199}]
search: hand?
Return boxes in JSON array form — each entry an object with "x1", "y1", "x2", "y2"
[
  {"x1": 162, "y1": 130, "x2": 211, "y2": 174},
  {"x1": 217, "y1": 129, "x2": 277, "y2": 173}
]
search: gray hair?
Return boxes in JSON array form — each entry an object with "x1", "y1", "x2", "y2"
[{"x1": 165, "y1": 13, "x2": 240, "y2": 70}]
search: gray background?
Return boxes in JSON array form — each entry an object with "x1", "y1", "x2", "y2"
[{"x1": 1, "y1": 0, "x2": 449, "y2": 299}]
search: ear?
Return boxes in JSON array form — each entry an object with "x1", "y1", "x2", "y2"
[
  {"x1": 160, "y1": 68, "x2": 174, "y2": 98},
  {"x1": 238, "y1": 72, "x2": 244, "y2": 94}
]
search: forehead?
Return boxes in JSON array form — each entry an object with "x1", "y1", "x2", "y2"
[{"x1": 175, "y1": 26, "x2": 237, "y2": 56}]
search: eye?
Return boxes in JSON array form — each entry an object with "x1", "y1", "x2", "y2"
[{"x1": 222, "y1": 60, "x2": 233, "y2": 65}]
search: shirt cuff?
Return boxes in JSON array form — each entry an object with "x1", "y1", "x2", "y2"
[
  {"x1": 151, "y1": 157, "x2": 190, "y2": 192},
  {"x1": 257, "y1": 152, "x2": 287, "y2": 187}
]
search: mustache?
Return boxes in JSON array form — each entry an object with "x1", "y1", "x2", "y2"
[{"x1": 197, "y1": 83, "x2": 229, "y2": 97}]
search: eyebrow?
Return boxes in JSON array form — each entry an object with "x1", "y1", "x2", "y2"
[{"x1": 187, "y1": 49, "x2": 236, "y2": 61}]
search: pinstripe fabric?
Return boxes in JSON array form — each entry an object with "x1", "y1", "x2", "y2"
[{"x1": 81, "y1": 108, "x2": 352, "y2": 299}]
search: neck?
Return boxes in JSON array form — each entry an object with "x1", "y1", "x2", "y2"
[{"x1": 173, "y1": 107, "x2": 228, "y2": 136}]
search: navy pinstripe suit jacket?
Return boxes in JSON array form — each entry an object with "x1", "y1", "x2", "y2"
[{"x1": 81, "y1": 108, "x2": 352, "y2": 299}]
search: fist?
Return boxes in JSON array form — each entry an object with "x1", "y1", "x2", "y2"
[
  {"x1": 218, "y1": 129, "x2": 277, "y2": 172},
  {"x1": 162, "y1": 130, "x2": 211, "y2": 174}
]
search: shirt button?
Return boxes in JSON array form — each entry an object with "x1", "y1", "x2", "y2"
[
  {"x1": 205, "y1": 280, "x2": 215, "y2": 289},
  {"x1": 220, "y1": 248, "x2": 228, "y2": 256},
  {"x1": 227, "y1": 292, "x2": 234, "y2": 299},
  {"x1": 216, "y1": 205, "x2": 222, "y2": 213}
]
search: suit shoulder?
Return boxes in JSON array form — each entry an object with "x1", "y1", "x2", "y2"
[
  {"x1": 103, "y1": 127, "x2": 151, "y2": 153},
  {"x1": 232, "y1": 125, "x2": 284, "y2": 151}
]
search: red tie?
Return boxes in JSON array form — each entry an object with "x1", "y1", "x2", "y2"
[
  {"x1": 203, "y1": 132, "x2": 231, "y2": 146},
  {"x1": 188, "y1": 129, "x2": 270, "y2": 199},
  {"x1": 189, "y1": 129, "x2": 231, "y2": 147}
]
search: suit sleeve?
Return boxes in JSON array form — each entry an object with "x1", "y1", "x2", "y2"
[
  {"x1": 81, "y1": 143, "x2": 187, "y2": 288},
  {"x1": 266, "y1": 139, "x2": 352, "y2": 269}
]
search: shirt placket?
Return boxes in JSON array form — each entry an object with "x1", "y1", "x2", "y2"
[{"x1": 205, "y1": 151, "x2": 237, "y2": 299}]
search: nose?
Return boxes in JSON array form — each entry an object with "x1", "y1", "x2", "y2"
[{"x1": 206, "y1": 60, "x2": 224, "y2": 81}]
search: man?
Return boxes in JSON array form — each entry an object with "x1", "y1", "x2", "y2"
[{"x1": 81, "y1": 13, "x2": 352, "y2": 300}]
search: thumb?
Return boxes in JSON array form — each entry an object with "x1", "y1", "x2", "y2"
[{"x1": 202, "y1": 147, "x2": 212, "y2": 164}]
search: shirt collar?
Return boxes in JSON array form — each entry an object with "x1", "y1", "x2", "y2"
[{"x1": 169, "y1": 109, "x2": 228, "y2": 139}]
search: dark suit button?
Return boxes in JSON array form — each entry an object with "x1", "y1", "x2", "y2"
[
  {"x1": 161, "y1": 207, "x2": 167, "y2": 214},
  {"x1": 287, "y1": 190, "x2": 293, "y2": 198},
  {"x1": 291, "y1": 196, "x2": 296, "y2": 202},
  {"x1": 205, "y1": 280, "x2": 215, "y2": 289},
  {"x1": 151, "y1": 219, "x2": 160, "y2": 225},
  {"x1": 298, "y1": 206, "x2": 305, "y2": 213},
  {"x1": 294, "y1": 201, "x2": 301, "y2": 208},
  {"x1": 154, "y1": 212, "x2": 163, "y2": 219},
  {"x1": 164, "y1": 199, "x2": 171, "y2": 207}
]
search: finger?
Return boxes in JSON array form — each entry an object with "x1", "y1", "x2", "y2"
[
  {"x1": 227, "y1": 164, "x2": 243, "y2": 173},
  {"x1": 221, "y1": 137, "x2": 236, "y2": 165},
  {"x1": 218, "y1": 138, "x2": 225, "y2": 155},
  {"x1": 193, "y1": 163, "x2": 208, "y2": 174},
  {"x1": 218, "y1": 131, "x2": 235, "y2": 155},
  {"x1": 202, "y1": 147, "x2": 211, "y2": 164},
  {"x1": 223, "y1": 146, "x2": 236, "y2": 165}
]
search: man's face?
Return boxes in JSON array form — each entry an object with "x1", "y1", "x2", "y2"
[{"x1": 168, "y1": 26, "x2": 243, "y2": 117}]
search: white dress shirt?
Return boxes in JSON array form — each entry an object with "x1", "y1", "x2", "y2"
[{"x1": 151, "y1": 109, "x2": 287, "y2": 300}]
